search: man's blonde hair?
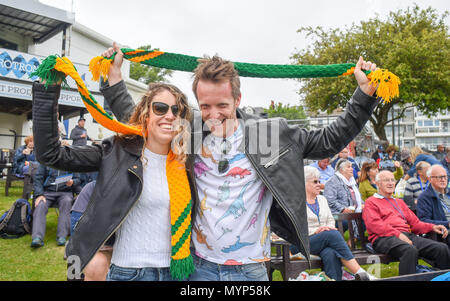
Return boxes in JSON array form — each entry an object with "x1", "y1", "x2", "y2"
[{"x1": 192, "y1": 55, "x2": 241, "y2": 101}]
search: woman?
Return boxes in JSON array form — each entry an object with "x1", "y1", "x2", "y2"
[
  {"x1": 406, "y1": 146, "x2": 442, "y2": 180},
  {"x1": 359, "y1": 160, "x2": 404, "y2": 201},
  {"x1": 12, "y1": 135, "x2": 36, "y2": 177},
  {"x1": 293, "y1": 166, "x2": 375, "y2": 281},
  {"x1": 32, "y1": 56, "x2": 194, "y2": 280}
]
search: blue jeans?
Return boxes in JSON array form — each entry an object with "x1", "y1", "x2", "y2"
[
  {"x1": 311, "y1": 230, "x2": 354, "y2": 281},
  {"x1": 188, "y1": 253, "x2": 269, "y2": 281},
  {"x1": 70, "y1": 211, "x2": 83, "y2": 236},
  {"x1": 106, "y1": 264, "x2": 175, "y2": 281}
]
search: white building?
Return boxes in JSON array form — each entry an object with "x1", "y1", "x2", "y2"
[
  {"x1": 385, "y1": 106, "x2": 450, "y2": 151},
  {"x1": 0, "y1": 0, "x2": 146, "y2": 154}
]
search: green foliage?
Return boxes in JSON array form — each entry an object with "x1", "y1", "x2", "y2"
[
  {"x1": 264, "y1": 101, "x2": 307, "y2": 121},
  {"x1": 291, "y1": 5, "x2": 450, "y2": 140},
  {"x1": 129, "y1": 45, "x2": 174, "y2": 84}
]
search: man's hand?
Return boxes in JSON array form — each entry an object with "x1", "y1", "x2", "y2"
[
  {"x1": 398, "y1": 233, "x2": 413, "y2": 245},
  {"x1": 342, "y1": 208, "x2": 355, "y2": 214},
  {"x1": 354, "y1": 56, "x2": 377, "y2": 96},
  {"x1": 35, "y1": 195, "x2": 46, "y2": 207},
  {"x1": 102, "y1": 41, "x2": 124, "y2": 86},
  {"x1": 433, "y1": 225, "x2": 448, "y2": 239}
]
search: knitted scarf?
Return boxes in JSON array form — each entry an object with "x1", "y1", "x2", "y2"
[
  {"x1": 31, "y1": 48, "x2": 400, "y2": 137},
  {"x1": 166, "y1": 150, "x2": 194, "y2": 280}
]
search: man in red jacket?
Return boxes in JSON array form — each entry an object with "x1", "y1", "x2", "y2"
[{"x1": 362, "y1": 170, "x2": 450, "y2": 275}]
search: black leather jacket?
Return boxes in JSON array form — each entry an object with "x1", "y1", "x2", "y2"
[{"x1": 32, "y1": 80, "x2": 378, "y2": 273}]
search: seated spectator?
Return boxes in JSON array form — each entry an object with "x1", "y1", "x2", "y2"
[
  {"x1": 31, "y1": 164, "x2": 80, "y2": 248},
  {"x1": 331, "y1": 148, "x2": 360, "y2": 181},
  {"x1": 71, "y1": 181, "x2": 112, "y2": 281},
  {"x1": 406, "y1": 146, "x2": 442, "y2": 180},
  {"x1": 308, "y1": 157, "x2": 334, "y2": 188},
  {"x1": 12, "y1": 135, "x2": 37, "y2": 178},
  {"x1": 362, "y1": 170, "x2": 450, "y2": 275},
  {"x1": 433, "y1": 144, "x2": 446, "y2": 161},
  {"x1": 404, "y1": 161, "x2": 431, "y2": 211},
  {"x1": 324, "y1": 159, "x2": 363, "y2": 233},
  {"x1": 359, "y1": 161, "x2": 379, "y2": 201},
  {"x1": 290, "y1": 166, "x2": 376, "y2": 280},
  {"x1": 378, "y1": 145, "x2": 402, "y2": 173},
  {"x1": 441, "y1": 147, "x2": 450, "y2": 178},
  {"x1": 371, "y1": 145, "x2": 386, "y2": 162},
  {"x1": 400, "y1": 148, "x2": 413, "y2": 175},
  {"x1": 417, "y1": 165, "x2": 450, "y2": 248}
]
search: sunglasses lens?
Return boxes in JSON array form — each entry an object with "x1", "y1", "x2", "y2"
[
  {"x1": 171, "y1": 105, "x2": 179, "y2": 116},
  {"x1": 218, "y1": 160, "x2": 229, "y2": 174},
  {"x1": 153, "y1": 102, "x2": 169, "y2": 115}
]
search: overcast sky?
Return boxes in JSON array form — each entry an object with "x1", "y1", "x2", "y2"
[{"x1": 40, "y1": 0, "x2": 448, "y2": 109}]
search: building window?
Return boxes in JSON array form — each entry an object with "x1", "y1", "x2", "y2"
[
  {"x1": 424, "y1": 120, "x2": 433, "y2": 127},
  {"x1": 0, "y1": 38, "x2": 18, "y2": 50},
  {"x1": 417, "y1": 120, "x2": 423, "y2": 127}
]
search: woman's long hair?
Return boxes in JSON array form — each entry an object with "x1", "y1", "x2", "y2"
[
  {"x1": 122, "y1": 82, "x2": 192, "y2": 164},
  {"x1": 359, "y1": 161, "x2": 378, "y2": 183}
]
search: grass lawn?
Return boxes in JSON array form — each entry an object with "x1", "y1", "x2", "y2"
[
  {"x1": 0, "y1": 179, "x2": 430, "y2": 281},
  {"x1": 0, "y1": 179, "x2": 67, "y2": 281}
]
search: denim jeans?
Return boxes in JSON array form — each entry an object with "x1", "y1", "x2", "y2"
[
  {"x1": 290, "y1": 230, "x2": 354, "y2": 281},
  {"x1": 106, "y1": 264, "x2": 175, "y2": 281},
  {"x1": 188, "y1": 253, "x2": 269, "y2": 281},
  {"x1": 70, "y1": 211, "x2": 83, "y2": 236}
]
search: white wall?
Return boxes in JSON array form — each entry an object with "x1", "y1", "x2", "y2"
[{"x1": 0, "y1": 112, "x2": 30, "y2": 149}]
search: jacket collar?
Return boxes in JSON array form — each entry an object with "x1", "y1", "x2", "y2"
[{"x1": 117, "y1": 135, "x2": 144, "y2": 157}]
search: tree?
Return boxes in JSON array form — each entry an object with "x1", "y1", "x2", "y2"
[
  {"x1": 129, "y1": 45, "x2": 174, "y2": 84},
  {"x1": 290, "y1": 5, "x2": 449, "y2": 141},
  {"x1": 264, "y1": 100, "x2": 307, "y2": 126}
]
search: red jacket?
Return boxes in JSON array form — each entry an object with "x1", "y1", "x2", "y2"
[{"x1": 362, "y1": 194, "x2": 434, "y2": 243}]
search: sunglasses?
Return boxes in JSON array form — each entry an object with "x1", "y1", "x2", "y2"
[
  {"x1": 218, "y1": 139, "x2": 232, "y2": 174},
  {"x1": 152, "y1": 102, "x2": 185, "y2": 117}
]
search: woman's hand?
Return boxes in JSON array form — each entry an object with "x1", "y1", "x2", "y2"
[{"x1": 314, "y1": 226, "x2": 337, "y2": 234}]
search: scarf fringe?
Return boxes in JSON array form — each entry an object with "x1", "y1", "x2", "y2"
[
  {"x1": 30, "y1": 55, "x2": 68, "y2": 88},
  {"x1": 170, "y1": 255, "x2": 195, "y2": 280}
]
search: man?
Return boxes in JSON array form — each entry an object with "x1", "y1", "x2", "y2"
[
  {"x1": 31, "y1": 164, "x2": 80, "y2": 248},
  {"x1": 362, "y1": 170, "x2": 450, "y2": 275},
  {"x1": 371, "y1": 145, "x2": 386, "y2": 162},
  {"x1": 403, "y1": 161, "x2": 431, "y2": 211},
  {"x1": 309, "y1": 157, "x2": 334, "y2": 188},
  {"x1": 433, "y1": 144, "x2": 446, "y2": 161},
  {"x1": 330, "y1": 147, "x2": 360, "y2": 180},
  {"x1": 102, "y1": 42, "x2": 380, "y2": 280},
  {"x1": 441, "y1": 147, "x2": 450, "y2": 178},
  {"x1": 417, "y1": 165, "x2": 450, "y2": 248},
  {"x1": 70, "y1": 117, "x2": 92, "y2": 146}
]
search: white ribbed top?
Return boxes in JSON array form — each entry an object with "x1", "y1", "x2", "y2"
[{"x1": 111, "y1": 148, "x2": 171, "y2": 268}]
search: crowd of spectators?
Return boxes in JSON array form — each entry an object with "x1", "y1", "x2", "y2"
[{"x1": 306, "y1": 143, "x2": 450, "y2": 279}]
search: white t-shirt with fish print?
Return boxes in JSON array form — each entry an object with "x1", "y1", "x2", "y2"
[{"x1": 192, "y1": 124, "x2": 273, "y2": 265}]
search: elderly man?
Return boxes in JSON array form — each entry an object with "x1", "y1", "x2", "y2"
[
  {"x1": 403, "y1": 161, "x2": 431, "y2": 211},
  {"x1": 417, "y1": 165, "x2": 450, "y2": 248},
  {"x1": 363, "y1": 170, "x2": 450, "y2": 275}
]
